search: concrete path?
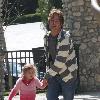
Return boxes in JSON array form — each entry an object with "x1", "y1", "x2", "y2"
[{"x1": 4, "y1": 92, "x2": 100, "y2": 100}]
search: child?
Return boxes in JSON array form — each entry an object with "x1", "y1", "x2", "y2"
[{"x1": 8, "y1": 64, "x2": 47, "y2": 100}]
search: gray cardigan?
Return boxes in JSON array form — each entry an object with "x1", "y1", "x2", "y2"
[{"x1": 44, "y1": 30, "x2": 78, "y2": 82}]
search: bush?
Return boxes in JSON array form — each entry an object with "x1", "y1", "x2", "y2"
[{"x1": 4, "y1": 13, "x2": 41, "y2": 25}]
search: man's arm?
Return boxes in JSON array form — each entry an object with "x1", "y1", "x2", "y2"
[
  {"x1": 45, "y1": 33, "x2": 74, "y2": 79},
  {"x1": 91, "y1": 0, "x2": 100, "y2": 23}
]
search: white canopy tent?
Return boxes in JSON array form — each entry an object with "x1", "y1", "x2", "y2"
[
  {"x1": 4, "y1": 22, "x2": 46, "y2": 51},
  {"x1": 3, "y1": 22, "x2": 47, "y2": 76}
]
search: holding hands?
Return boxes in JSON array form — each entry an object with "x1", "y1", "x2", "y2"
[{"x1": 41, "y1": 79, "x2": 48, "y2": 88}]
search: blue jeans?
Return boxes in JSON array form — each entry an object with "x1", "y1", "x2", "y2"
[{"x1": 46, "y1": 75, "x2": 78, "y2": 100}]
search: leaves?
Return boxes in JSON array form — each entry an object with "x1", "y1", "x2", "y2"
[
  {"x1": 36, "y1": 0, "x2": 52, "y2": 27},
  {"x1": 37, "y1": 0, "x2": 63, "y2": 28}
]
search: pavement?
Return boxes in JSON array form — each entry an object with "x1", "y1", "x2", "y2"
[{"x1": 4, "y1": 92, "x2": 100, "y2": 100}]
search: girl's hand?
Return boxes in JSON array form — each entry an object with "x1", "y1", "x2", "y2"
[{"x1": 41, "y1": 79, "x2": 48, "y2": 87}]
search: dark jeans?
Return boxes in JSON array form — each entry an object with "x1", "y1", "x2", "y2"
[{"x1": 46, "y1": 75, "x2": 78, "y2": 100}]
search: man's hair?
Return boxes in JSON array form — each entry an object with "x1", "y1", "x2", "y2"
[{"x1": 48, "y1": 9, "x2": 64, "y2": 25}]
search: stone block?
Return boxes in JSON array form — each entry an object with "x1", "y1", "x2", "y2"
[
  {"x1": 74, "y1": 22, "x2": 80, "y2": 29},
  {"x1": 72, "y1": 0, "x2": 84, "y2": 6},
  {"x1": 73, "y1": 12, "x2": 81, "y2": 16},
  {"x1": 77, "y1": 0, "x2": 84, "y2": 6},
  {"x1": 91, "y1": 37, "x2": 97, "y2": 43},
  {"x1": 80, "y1": 43, "x2": 87, "y2": 49},
  {"x1": 98, "y1": 36, "x2": 100, "y2": 42},
  {"x1": 95, "y1": 74, "x2": 100, "y2": 82},
  {"x1": 85, "y1": 16, "x2": 93, "y2": 21},
  {"x1": 89, "y1": 29, "x2": 94, "y2": 33}
]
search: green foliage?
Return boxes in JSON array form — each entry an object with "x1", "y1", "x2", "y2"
[
  {"x1": 37, "y1": 0, "x2": 63, "y2": 27},
  {"x1": 4, "y1": 13, "x2": 41, "y2": 25},
  {"x1": 3, "y1": 0, "x2": 63, "y2": 25},
  {"x1": 50, "y1": 0, "x2": 63, "y2": 9},
  {"x1": 2, "y1": 0, "x2": 38, "y2": 18},
  {"x1": 2, "y1": 0, "x2": 39, "y2": 25},
  {"x1": 36, "y1": 0, "x2": 52, "y2": 27}
]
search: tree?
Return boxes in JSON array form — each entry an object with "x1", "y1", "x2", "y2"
[
  {"x1": 2, "y1": 0, "x2": 38, "y2": 26},
  {"x1": 2, "y1": 0, "x2": 24, "y2": 26},
  {"x1": 22, "y1": 0, "x2": 38, "y2": 14},
  {"x1": 0, "y1": 0, "x2": 6, "y2": 99},
  {"x1": 37, "y1": 0, "x2": 63, "y2": 28},
  {"x1": 36, "y1": 0, "x2": 51, "y2": 27},
  {"x1": 50, "y1": 0, "x2": 63, "y2": 9}
]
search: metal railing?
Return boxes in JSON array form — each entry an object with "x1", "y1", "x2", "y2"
[{"x1": 4, "y1": 50, "x2": 34, "y2": 90}]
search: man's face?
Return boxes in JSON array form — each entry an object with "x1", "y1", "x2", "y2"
[{"x1": 49, "y1": 13, "x2": 62, "y2": 36}]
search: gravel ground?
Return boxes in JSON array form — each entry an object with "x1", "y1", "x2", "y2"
[{"x1": 4, "y1": 92, "x2": 100, "y2": 100}]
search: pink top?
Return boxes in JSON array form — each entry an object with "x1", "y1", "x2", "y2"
[{"x1": 8, "y1": 77, "x2": 45, "y2": 100}]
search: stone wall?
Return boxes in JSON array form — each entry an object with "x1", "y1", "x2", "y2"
[
  {"x1": 0, "y1": 0, "x2": 6, "y2": 99},
  {"x1": 62, "y1": 0, "x2": 100, "y2": 91}
]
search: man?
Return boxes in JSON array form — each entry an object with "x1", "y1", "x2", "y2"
[
  {"x1": 43, "y1": 9, "x2": 78, "y2": 100},
  {"x1": 91, "y1": 0, "x2": 100, "y2": 23}
]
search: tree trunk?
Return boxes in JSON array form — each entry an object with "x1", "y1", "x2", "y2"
[{"x1": 0, "y1": 0, "x2": 6, "y2": 99}]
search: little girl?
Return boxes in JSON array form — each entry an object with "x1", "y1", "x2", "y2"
[{"x1": 8, "y1": 64, "x2": 47, "y2": 100}]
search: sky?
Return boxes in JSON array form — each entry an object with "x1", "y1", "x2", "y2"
[{"x1": 4, "y1": 22, "x2": 46, "y2": 51}]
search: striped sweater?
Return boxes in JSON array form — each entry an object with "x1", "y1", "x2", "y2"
[{"x1": 44, "y1": 30, "x2": 78, "y2": 83}]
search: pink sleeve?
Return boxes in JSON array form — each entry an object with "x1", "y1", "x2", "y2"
[
  {"x1": 34, "y1": 77, "x2": 45, "y2": 89},
  {"x1": 8, "y1": 78, "x2": 21, "y2": 100}
]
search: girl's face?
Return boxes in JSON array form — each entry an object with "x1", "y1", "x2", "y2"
[{"x1": 24, "y1": 69, "x2": 35, "y2": 80}]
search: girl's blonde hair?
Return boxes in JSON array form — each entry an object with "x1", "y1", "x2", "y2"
[{"x1": 22, "y1": 64, "x2": 37, "y2": 76}]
